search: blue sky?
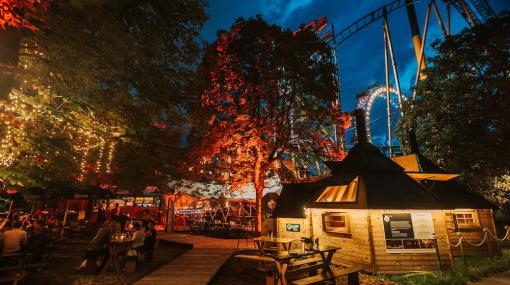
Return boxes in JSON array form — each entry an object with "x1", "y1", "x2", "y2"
[{"x1": 200, "y1": 0, "x2": 510, "y2": 147}]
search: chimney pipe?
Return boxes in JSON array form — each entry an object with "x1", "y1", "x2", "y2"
[
  {"x1": 354, "y1": 109, "x2": 368, "y2": 143},
  {"x1": 408, "y1": 128, "x2": 419, "y2": 154}
]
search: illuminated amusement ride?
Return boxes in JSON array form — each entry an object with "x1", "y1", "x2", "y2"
[{"x1": 299, "y1": 0, "x2": 497, "y2": 158}]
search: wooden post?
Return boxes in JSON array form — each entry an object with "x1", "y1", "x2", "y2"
[
  {"x1": 61, "y1": 200, "x2": 70, "y2": 237},
  {"x1": 367, "y1": 211, "x2": 377, "y2": 273},
  {"x1": 170, "y1": 197, "x2": 175, "y2": 232},
  {"x1": 457, "y1": 232, "x2": 467, "y2": 269},
  {"x1": 164, "y1": 196, "x2": 170, "y2": 232},
  {"x1": 486, "y1": 232, "x2": 494, "y2": 261},
  {"x1": 433, "y1": 234, "x2": 443, "y2": 273},
  {"x1": 0, "y1": 200, "x2": 15, "y2": 232},
  {"x1": 443, "y1": 211, "x2": 456, "y2": 270},
  {"x1": 490, "y1": 209, "x2": 502, "y2": 255},
  {"x1": 7, "y1": 199, "x2": 14, "y2": 219},
  {"x1": 308, "y1": 208, "x2": 314, "y2": 238}
]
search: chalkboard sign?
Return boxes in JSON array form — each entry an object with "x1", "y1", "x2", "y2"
[{"x1": 286, "y1": 223, "x2": 300, "y2": 232}]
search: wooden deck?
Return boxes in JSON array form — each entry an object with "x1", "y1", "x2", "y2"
[
  {"x1": 158, "y1": 232, "x2": 248, "y2": 250},
  {"x1": 134, "y1": 249, "x2": 232, "y2": 285},
  {"x1": 135, "y1": 233, "x2": 246, "y2": 285}
]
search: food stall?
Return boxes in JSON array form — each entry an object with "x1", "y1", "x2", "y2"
[{"x1": 106, "y1": 186, "x2": 163, "y2": 229}]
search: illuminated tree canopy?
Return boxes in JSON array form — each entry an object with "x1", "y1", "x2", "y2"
[
  {"x1": 398, "y1": 14, "x2": 510, "y2": 202},
  {"x1": 186, "y1": 17, "x2": 349, "y2": 232},
  {"x1": 0, "y1": 0, "x2": 207, "y2": 190}
]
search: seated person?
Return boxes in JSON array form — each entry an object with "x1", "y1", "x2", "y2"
[
  {"x1": 131, "y1": 223, "x2": 145, "y2": 250},
  {"x1": 80, "y1": 220, "x2": 112, "y2": 272},
  {"x1": 1, "y1": 220, "x2": 28, "y2": 254}
]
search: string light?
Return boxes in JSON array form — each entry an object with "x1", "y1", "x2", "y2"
[
  {"x1": 96, "y1": 137, "x2": 106, "y2": 172},
  {"x1": 77, "y1": 136, "x2": 91, "y2": 181},
  {"x1": 106, "y1": 140, "x2": 116, "y2": 173},
  {"x1": 0, "y1": 50, "x2": 122, "y2": 182}
]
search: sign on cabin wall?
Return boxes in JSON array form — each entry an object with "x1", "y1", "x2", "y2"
[
  {"x1": 382, "y1": 213, "x2": 435, "y2": 253},
  {"x1": 286, "y1": 223, "x2": 301, "y2": 232}
]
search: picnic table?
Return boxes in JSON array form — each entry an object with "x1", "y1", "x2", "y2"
[
  {"x1": 263, "y1": 245, "x2": 341, "y2": 285},
  {"x1": 100, "y1": 238, "x2": 135, "y2": 274},
  {"x1": 253, "y1": 236, "x2": 295, "y2": 254}
]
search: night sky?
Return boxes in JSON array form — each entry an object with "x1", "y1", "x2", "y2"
[{"x1": 200, "y1": 0, "x2": 510, "y2": 147}]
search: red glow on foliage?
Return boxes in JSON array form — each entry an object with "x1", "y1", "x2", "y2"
[
  {"x1": 0, "y1": 0, "x2": 50, "y2": 31},
  {"x1": 151, "y1": 120, "x2": 167, "y2": 129},
  {"x1": 34, "y1": 154, "x2": 45, "y2": 164}
]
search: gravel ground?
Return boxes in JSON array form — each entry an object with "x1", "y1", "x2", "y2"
[{"x1": 22, "y1": 234, "x2": 188, "y2": 285}]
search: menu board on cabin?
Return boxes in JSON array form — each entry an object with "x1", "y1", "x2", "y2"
[{"x1": 382, "y1": 213, "x2": 435, "y2": 253}]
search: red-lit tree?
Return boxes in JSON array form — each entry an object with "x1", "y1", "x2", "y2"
[
  {"x1": 187, "y1": 17, "x2": 349, "y2": 232},
  {"x1": 0, "y1": 0, "x2": 50, "y2": 30}
]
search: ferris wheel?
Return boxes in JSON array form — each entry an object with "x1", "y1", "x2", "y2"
[{"x1": 356, "y1": 85, "x2": 405, "y2": 143}]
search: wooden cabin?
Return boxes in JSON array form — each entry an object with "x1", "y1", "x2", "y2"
[{"x1": 273, "y1": 112, "x2": 497, "y2": 273}]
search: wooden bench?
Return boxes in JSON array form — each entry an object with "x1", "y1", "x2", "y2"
[
  {"x1": 286, "y1": 258, "x2": 325, "y2": 281},
  {"x1": 290, "y1": 257, "x2": 322, "y2": 267},
  {"x1": 234, "y1": 254, "x2": 279, "y2": 285},
  {"x1": 291, "y1": 266, "x2": 363, "y2": 285},
  {"x1": 0, "y1": 253, "x2": 28, "y2": 285},
  {"x1": 233, "y1": 254, "x2": 275, "y2": 262}
]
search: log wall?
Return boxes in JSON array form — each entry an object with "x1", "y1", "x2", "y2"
[
  {"x1": 277, "y1": 208, "x2": 498, "y2": 273},
  {"x1": 444, "y1": 209, "x2": 500, "y2": 257}
]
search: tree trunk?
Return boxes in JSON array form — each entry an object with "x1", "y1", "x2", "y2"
[{"x1": 253, "y1": 150, "x2": 265, "y2": 235}]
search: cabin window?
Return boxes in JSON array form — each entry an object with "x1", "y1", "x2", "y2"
[
  {"x1": 316, "y1": 177, "x2": 358, "y2": 203},
  {"x1": 453, "y1": 210, "x2": 480, "y2": 229},
  {"x1": 322, "y1": 212, "x2": 350, "y2": 234}
]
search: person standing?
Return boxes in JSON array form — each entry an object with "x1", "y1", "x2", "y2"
[
  {"x1": 27, "y1": 220, "x2": 49, "y2": 263},
  {"x1": 141, "y1": 209, "x2": 156, "y2": 228},
  {"x1": 144, "y1": 222, "x2": 156, "y2": 263}
]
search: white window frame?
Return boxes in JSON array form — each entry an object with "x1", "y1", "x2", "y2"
[{"x1": 453, "y1": 210, "x2": 480, "y2": 229}]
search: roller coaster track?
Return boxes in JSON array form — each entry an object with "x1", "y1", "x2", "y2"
[
  {"x1": 333, "y1": 0, "x2": 417, "y2": 45},
  {"x1": 332, "y1": 0, "x2": 497, "y2": 46}
]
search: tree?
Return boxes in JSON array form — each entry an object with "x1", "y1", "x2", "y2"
[
  {"x1": 398, "y1": 14, "x2": 510, "y2": 201},
  {"x1": 0, "y1": 0, "x2": 207, "y2": 190},
  {"x1": 186, "y1": 17, "x2": 348, "y2": 232}
]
